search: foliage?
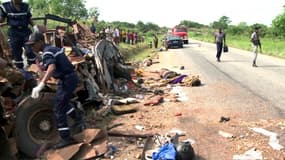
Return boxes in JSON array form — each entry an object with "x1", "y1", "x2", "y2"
[
  {"x1": 144, "y1": 22, "x2": 160, "y2": 33},
  {"x1": 112, "y1": 21, "x2": 136, "y2": 30},
  {"x1": 28, "y1": 0, "x2": 88, "y2": 19},
  {"x1": 136, "y1": 21, "x2": 148, "y2": 33},
  {"x1": 272, "y1": 12, "x2": 285, "y2": 38},
  {"x1": 226, "y1": 22, "x2": 250, "y2": 35},
  {"x1": 211, "y1": 16, "x2": 231, "y2": 29},
  {"x1": 88, "y1": 7, "x2": 99, "y2": 23},
  {"x1": 179, "y1": 20, "x2": 205, "y2": 28}
]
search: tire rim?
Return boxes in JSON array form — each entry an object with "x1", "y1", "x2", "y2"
[{"x1": 28, "y1": 108, "x2": 58, "y2": 144}]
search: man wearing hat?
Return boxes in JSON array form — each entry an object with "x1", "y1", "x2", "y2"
[{"x1": 27, "y1": 32, "x2": 84, "y2": 149}]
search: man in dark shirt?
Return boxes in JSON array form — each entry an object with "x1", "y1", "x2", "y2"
[
  {"x1": 0, "y1": 0, "x2": 38, "y2": 70},
  {"x1": 26, "y1": 32, "x2": 84, "y2": 149},
  {"x1": 90, "y1": 23, "x2": 96, "y2": 34}
]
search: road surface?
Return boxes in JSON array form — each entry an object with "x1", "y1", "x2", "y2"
[
  {"x1": 154, "y1": 39, "x2": 285, "y2": 120},
  {"x1": 145, "y1": 40, "x2": 285, "y2": 159}
]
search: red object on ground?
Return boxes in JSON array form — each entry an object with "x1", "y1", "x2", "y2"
[
  {"x1": 143, "y1": 95, "x2": 163, "y2": 106},
  {"x1": 175, "y1": 113, "x2": 182, "y2": 116}
]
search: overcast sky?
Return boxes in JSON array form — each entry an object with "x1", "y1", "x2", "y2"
[{"x1": 86, "y1": 0, "x2": 284, "y2": 27}]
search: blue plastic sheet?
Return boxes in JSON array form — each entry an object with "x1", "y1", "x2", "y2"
[{"x1": 152, "y1": 143, "x2": 176, "y2": 160}]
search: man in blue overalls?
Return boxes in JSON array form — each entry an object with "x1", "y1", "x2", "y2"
[
  {"x1": 27, "y1": 32, "x2": 84, "y2": 149},
  {"x1": 0, "y1": 0, "x2": 37, "y2": 71}
]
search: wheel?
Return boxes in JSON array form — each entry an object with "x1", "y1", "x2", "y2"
[{"x1": 16, "y1": 93, "x2": 59, "y2": 158}]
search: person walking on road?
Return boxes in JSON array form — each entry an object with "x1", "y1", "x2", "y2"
[
  {"x1": 214, "y1": 28, "x2": 226, "y2": 62},
  {"x1": 251, "y1": 27, "x2": 262, "y2": 67},
  {"x1": 26, "y1": 32, "x2": 85, "y2": 149}
]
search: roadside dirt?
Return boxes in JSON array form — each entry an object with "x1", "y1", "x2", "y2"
[{"x1": 89, "y1": 50, "x2": 285, "y2": 160}]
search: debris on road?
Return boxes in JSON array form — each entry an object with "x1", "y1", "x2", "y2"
[
  {"x1": 218, "y1": 130, "x2": 235, "y2": 138},
  {"x1": 233, "y1": 148, "x2": 263, "y2": 160},
  {"x1": 250, "y1": 127, "x2": 284, "y2": 150}
]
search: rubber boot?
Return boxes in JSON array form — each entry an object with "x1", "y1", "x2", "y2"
[{"x1": 71, "y1": 101, "x2": 86, "y2": 134}]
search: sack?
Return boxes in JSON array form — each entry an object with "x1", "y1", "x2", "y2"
[{"x1": 223, "y1": 45, "x2": 228, "y2": 52}]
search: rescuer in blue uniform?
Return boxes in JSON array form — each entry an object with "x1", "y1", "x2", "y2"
[
  {"x1": 0, "y1": 0, "x2": 37, "y2": 70},
  {"x1": 27, "y1": 32, "x2": 84, "y2": 149}
]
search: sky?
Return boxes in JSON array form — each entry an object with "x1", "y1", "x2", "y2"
[{"x1": 85, "y1": 0, "x2": 285, "y2": 27}]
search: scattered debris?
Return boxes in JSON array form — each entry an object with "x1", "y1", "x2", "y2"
[
  {"x1": 135, "y1": 125, "x2": 145, "y2": 131},
  {"x1": 111, "y1": 104, "x2": 138, "y2": 115},
  {"x1": 218, "y1": 130, "x2": 235, "y2": 138},
  {"x1": 250, "y1": 127, "x2": 284, "y2": 150},
  {"x1": 143, "y1": 95, "x2": 164, "y2": 106},
  {"x1": 219, "y1": 116, "x2": 231, "y2": 123},
  {"x1": 170, "y1": 86, "x2": 188, "y2": 102},
  {"x1": 233, "y1": 148, "x2": 263, "y2": 160},
  {"x1": 168, "y1": 128, "x2": 186, "y2": 136}
]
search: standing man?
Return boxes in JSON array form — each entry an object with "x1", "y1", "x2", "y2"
[
  {"x1": 251, "y1": 27, "x2": 261, "y2": 67},
  {"x1": 214, "y1": 28, "x2": 226, "y2": 62},
  {"x1": 90, "y1": 22, "x2": 96, "y2": 34},
  {"x1": 153, "y1": 34, "x2": 158, "y2": 48},
  {"x1": 0, "y1": 0, "x2": 38, "y2": 70},
  {"x1": 26, "y1": 32, "x2": 84, "y2": 149}
]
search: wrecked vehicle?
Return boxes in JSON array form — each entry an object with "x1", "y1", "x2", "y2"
[{"x1": 0, "y1": 14, "x2": 133, "y2": 158}]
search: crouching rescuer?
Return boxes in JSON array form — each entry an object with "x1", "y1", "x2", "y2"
[{"x1": 26, "y1": 32, "x2": 85, "y2": 149}]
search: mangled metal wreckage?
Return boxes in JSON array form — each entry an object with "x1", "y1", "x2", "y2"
[{"x1": 0, "y1": 14, "x2": 133, "y2": 158}]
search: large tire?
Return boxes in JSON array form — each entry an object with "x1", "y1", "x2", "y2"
[{"x1": 16, "y1": 93, "x2": 59, "y2": 158}]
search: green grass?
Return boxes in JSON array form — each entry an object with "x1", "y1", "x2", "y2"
[
  {"x1": 118, "y1": 34, "x2": 164, "y2": 63},
  {"x1": 119, "y1": 42, "x2": 155, "y2": 62},
  {"x1": 190, "y1": 31, "x2": 285, "y2": 59}
]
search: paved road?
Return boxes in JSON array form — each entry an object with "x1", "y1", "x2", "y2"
[{"x1": 160, "y1": 39, "x2": 285, "y2": 119}]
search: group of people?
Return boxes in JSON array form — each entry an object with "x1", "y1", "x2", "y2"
[
  {"x1": 214, "y1": 27, "x2": 262, "y2": 67},
  {"x1": 1, "y1": 0, "x2": 84, "y2": 149},
  {"x1": 94, "y1": 25, "x2": 144, "y2": 45}
]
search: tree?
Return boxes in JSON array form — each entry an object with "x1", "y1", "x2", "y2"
[
  {"x1": 272, "y1": 13, "x2": 285, "y2": 38},
  {"x1": 179, "y1": 20, "x2": 205, "y2": 28},
  {"x1": 136, "y1": 21, "x2": 148, "y2": 33},
  {"x1": 29, "y1": 0, "x2": 88, "y2": 19},
  {"x1": 88, "y1": 7, "x2": 99, "y2": 23},
  {"x1": 211, "y1": 16, "x2": 231, "y2": 29},
  {"x1": 227, "y1": 22, "x2": 250, "y2": 35},
  {"x1": 145, "y1": 22, "x2": 159, "y2": 32},
  {"x1": 251, "y1": 23, "x2": 267, "y2": 37},
  {"x1": 29, "y1": 0, "x2": 49, "y2": 16}
]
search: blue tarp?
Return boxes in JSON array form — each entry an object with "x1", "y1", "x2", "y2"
[{"x1": 152, "y1": 143, "x2": 176, "y2": 160}]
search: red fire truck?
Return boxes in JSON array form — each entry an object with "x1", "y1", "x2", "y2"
[{"x1": 171, "y1": 26, "x2": 188, "y2": 44}]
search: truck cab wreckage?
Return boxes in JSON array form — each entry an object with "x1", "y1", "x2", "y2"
[{"x1": 0, "y1": 14, "x2": 134, "y2": 158}]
